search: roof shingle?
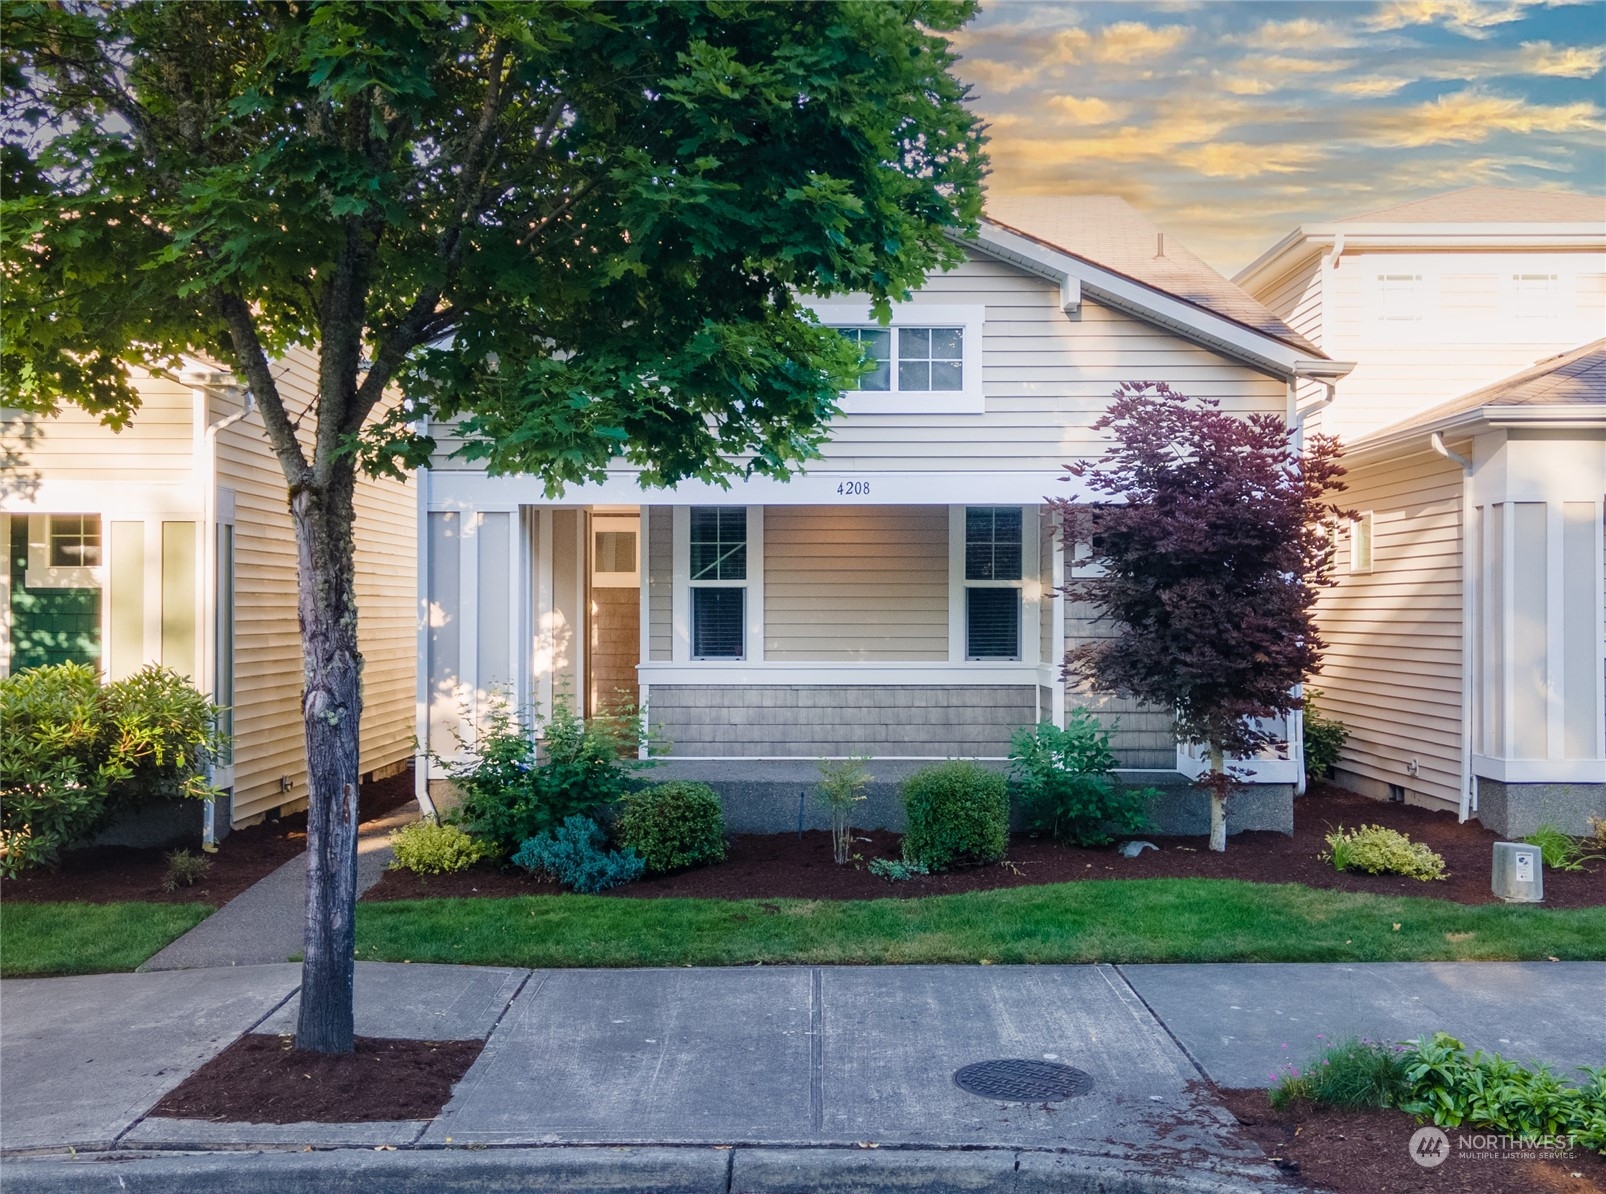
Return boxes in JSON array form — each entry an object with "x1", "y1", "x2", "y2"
[
  {"x1": 1345, "y1": 186, "x2": 1606, "y2": 225},
  {"x1": 982, "y1": 195, "x2": 1321, "y2": 356}
]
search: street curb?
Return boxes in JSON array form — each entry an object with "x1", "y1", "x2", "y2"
[{"x1": 1, "y1": 1145, "x2": 1291, "y2": 1193}]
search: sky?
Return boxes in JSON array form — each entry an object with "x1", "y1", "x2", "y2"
[{"x1": 950, "y1": 0, "x2": 1606, "y2": 273}]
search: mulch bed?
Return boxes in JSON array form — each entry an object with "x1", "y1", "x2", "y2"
[
  {"x1": 363, "y1": 782, "x2": 1606, "y2": 908},
  {"x1": 1217, "y1": 1087, "x2": 1605, "y2": 1194},
  {"x1": 1, "y1": 764, "x2": 417, "y2": 906},
  {"x1": 148, "y1": 1032, "x2": 483, "y2": 1123}
]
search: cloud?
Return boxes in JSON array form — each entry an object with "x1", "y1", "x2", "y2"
[
  {"x1": 1175, "y1": 142, "x2": 1328, "y2": 178},
  {"x1": 1361, "y1": 0, "x2": 1587, "y2": 39},
  {"x1": 1048, "y1": 95, "x2": 1128, "y2": 123},
  {"x1": 1219, "y1": 76, "x2": 1277, "y2": 96},
  {"x1": 1231, "y1": 18, "x2": 1363, "y2": 51},
  {"x1": 1326, "y1": 74, "x2": 1414, "y2": 96},
  {"x1": 1258, "y1": 55, "x2": 1359, "y2": 76},
  {"x1": 1366, "y1": 88, "x2": 1604, "y2": 145},
  {"x1": 958, "y1": 58, "x2": 1040, "y2": 94},
  {"x1": 1515, "y1": 40, "x2": 1606, "y2": 77},
  {"x1": 1049, "y1": 21, "x2": 1190, "y2": 65}
]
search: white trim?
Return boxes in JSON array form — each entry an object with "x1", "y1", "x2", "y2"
[
  {"x1": 806, "y1": 302, "x2": 986, "y2": 415},
  {"x1": 535, "y1": 508, "x2": 555, "y2": 715},
  {"x1": 638, "y1": 661, "x2": 1044, "y2": 686},
  {"x1": 1546, "y1": 502, "x2": 1565, "y2": 761},
  {"x1": 460, "y1": 510, "x2": 480, "y2": 724},
  {"x1": 675, "y1": 503, "x2": 762, "y2": 662},
  {"x1": 426, "y1": 468, "x2": 1090, "y2": 510},
  {"x1": 24, "y1": 513, "x2": 104, "y2": 590},
  {"x1": 413, "y1": 465, "x2": 433, "y2": 815},
  {"x1": 1472, "y1": 755, "x2": 1606, "y2": 784},
  {"x1": 1500, "y1": 500, "x2": 1516, "y2": 760}
]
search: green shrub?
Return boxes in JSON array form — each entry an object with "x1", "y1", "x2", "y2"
[
  {"x1": 162, "y1": 848, "x2": 213, "y2": 892},
  {"x1": 1, "y1": 663, "x2": 222, "y2": 877},
  {"x1": 815, "y1": 756, "x2": 871, "y2": 865},
  {"x1": 1269, "y1": 1033, "x2": 1605, "y2": 1154},
  {"x1": 1399, "y1": 1033, "x2": 1606, "y2": 1151},
  {"x1": 1008, "y1": 713, "x2": 1151, "y2": 847},
  {"x1": 900, "y1": 761, "x2": 1008, "y2": 872},
  {"x1": 511, "y1": 815, "x2": 645, "y2": 893},
  {"x1": 1324, "y1": 824, "x2": 1447, "y2": 881},
  {"x1": 868, "y1": 856, "x2": 928, "y2": 881},
  {"x1": 1270, "y1": 1037, "x2": 1409, "y2": 1111},
  {"x1": 1302, "y1": 689, "x2": 1348, "y2": 782},
  {"x1": 613, "y1": 782, "x2": 726, "y2": 874},
  {"x1": 389, "y1": 820, "x2": 487, "y2": 875},
  {"x1": 440, "y1": 695, "x2": 645, "y2": 858},
  {"x1": 1523, "y1": 823, "x2": 1604, "y2": 872}
]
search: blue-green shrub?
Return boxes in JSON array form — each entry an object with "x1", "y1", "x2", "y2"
[
  {"x1": 900, "y1": 761, "x2": 1008, "y2": 872},
  {"x1": 511, "y1": 815, "x2": 645, "y2": 893},
  {"x1": 613, "y1": 782, "x2": 726, "y2": 873}
]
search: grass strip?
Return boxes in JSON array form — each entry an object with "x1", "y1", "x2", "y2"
[
  {"x1": 355, "y1": 878, "x2": 1606, "y2": 968},
  {"x1": 0, "y1": 901, "x2": 212, "y2": 976}
]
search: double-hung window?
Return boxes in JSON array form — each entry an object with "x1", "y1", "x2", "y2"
[
  {"x1": 964, "y1": 506, "x2": 1022, "y2": 660},
  {"x1": 689, "y1": 507, "x2": 747, "y2": 659}
]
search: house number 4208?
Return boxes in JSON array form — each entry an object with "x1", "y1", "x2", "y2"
[{"x1": 836, "y1": 481, "x2": 870, "y2": 496}]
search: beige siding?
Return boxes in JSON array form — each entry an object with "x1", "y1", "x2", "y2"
[
  {"x1": 1254, "y1": 255, "x2": 1324, "y2": 350},
  {"x1": 646, "y1": 505, "x2": 672, "y2": 661},
  {"x1": 428, "y1": 251, "x2": 1291, "y2": 474},
  {"x1": 1314, "y1": 447, "x2": 1464, "y2": 809},
  {"x1": 215, "y1": 347, "x2": 416, "y2": 825},
  {"x1": 763, "y1": 505, "x2": 947, "y2": 661},
  {"x1": 1317, "y1": 249, "x2": 1606, "y2": 441},
  {"x1": 6, "y1": 370, "x2": 196, "y2": 483}
]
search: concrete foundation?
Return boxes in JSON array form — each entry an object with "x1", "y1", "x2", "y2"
[
  {"x1": 642, "y1": 759, "x2": 1294, "y2": 837},
  {"x1": 1474, "y1": 777, "x2": 1606, "y2": 838}
]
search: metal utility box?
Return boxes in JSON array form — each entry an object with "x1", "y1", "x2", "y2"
[{"x1": 1491, "y1": 841, "x2": 1544, "y2": 903}]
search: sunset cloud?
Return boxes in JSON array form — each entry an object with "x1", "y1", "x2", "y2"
[{"x1": 956, "y1": 0, "x2": 1603, "y2": 270}]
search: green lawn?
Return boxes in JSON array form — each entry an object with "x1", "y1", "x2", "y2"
[
  {"x1": 355, "y1": 878, "x2": 1606, "y2": 968},
  {"x1": 0, "y1": 902, "x2": 212, "y2": 977}
]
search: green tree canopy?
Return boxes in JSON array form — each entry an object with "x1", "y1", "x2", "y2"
[{"x1": 1, "y1": 0, "x2": 985, "y2": 1052}]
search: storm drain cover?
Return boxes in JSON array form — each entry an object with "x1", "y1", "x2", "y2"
[{"x1": 953, "y1": 1059, "x2": 1094, "y2": 1103}]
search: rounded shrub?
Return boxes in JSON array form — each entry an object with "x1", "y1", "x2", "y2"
[
  {"x1": 613, "y1": 782, "x2": 727, "y2": 874},
  {"x1": 388, "y1": 820, "x2": 487, "y2": 875},
  {"x1": 900, "y1": 761, "x2": 1008, "y2": 872}
]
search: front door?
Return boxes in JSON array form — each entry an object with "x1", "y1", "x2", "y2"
[{"x1": 587, "y1": 513, "x2": 641, "y2": 717}]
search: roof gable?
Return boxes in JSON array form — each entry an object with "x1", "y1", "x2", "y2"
[{"x1": 1347, "y1": 187, "x2": 1606, "y2": 225}]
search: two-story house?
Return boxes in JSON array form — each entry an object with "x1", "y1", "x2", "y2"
[
  {"x1": 1237, "y1": 187, "x2": 1606, "y2": 835},
  {"x1": 1, "y1": 347, "x2": 417, "y2": 837},
  {"x1": 416, "y1": 196, "x2": 1354, "y2": 835}
]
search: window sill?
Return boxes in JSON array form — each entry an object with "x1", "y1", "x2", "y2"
[{"x1": 837, "y1": 392, "x2": 984, "y2": 416}]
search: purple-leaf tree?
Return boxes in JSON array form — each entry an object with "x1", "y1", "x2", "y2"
[{"x1": 1053, "y1": 381, "x2": 1350, "y2": 852}]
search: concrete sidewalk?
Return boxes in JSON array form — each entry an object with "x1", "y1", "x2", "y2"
[
  {"x1": 3, "y1": 961, "x2": 1602, "y2": 1191},
  {"x1": 138, "y1": 801, "x2": 418, "y2": 971}
]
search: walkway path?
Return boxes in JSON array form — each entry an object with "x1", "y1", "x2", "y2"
[
  {"x1": 3, "y1": 960, "x2": 1602, "y2": 1191},
  {"x1": 138, "y1": 802, "x2": 419, "y2": 971}
]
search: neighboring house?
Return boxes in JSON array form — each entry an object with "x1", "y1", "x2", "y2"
[
  {"x1": 1237, "y1": 187, "x2": 1606, "y2": 835},
  {"x1": 416, "y1": 196, "x2": 1353, "y2": 833},
  {"x1": 0, "y1": 347, "x2": 416, "y2": 834}
]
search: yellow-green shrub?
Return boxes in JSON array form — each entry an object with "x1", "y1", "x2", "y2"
[
  {"x1": 388, "y1": 820, "x2": 487, "y2": 875},
  {"x1": 1324, "y1": 824, "x2": 1447, "y2": 881}
]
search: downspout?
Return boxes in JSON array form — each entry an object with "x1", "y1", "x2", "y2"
[
  {"x1": 1288, "y1": 371, "x2": 1339, "y2": 796},
  {"x1": 1431, "y1": 431, "x2": 1476, "y2": 823},
  {"x1": 199, "y1": 386, "x2": 256, "y2": 851}
]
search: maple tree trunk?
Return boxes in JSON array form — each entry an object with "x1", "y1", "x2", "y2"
[
  {"x1": 292, "y1": 466, "x2": 363, "y2": 1054},
  {"x1": 1207, "y1": 743, "x2": 1227, "y2": 853}
]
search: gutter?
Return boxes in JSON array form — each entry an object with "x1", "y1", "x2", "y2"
[{"x1": 1430, "y1": 432, "x2": 1477, "y2": 823}]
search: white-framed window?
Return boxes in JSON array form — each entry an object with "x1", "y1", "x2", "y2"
[
  {"x1": 591, "y1": 515, "x2": 640, "y2": 588},
  {"x1": 1349, "y1": 511, "x2": 1373, "y2": 574},
  {"x1": 808, "y1": 302, "x2": 985, "y2": 414},
  {"x1": 1509, "y1": 272, "x2": 1563, "y2": 322},
  {"x1": 25, "y1": 514, "x2": 104, "y2": 589},
  {"x1": 963, "y1": 506, "x2": 1022, "y2": 660},
  {"x1": 688, "y1": 506, "x2": 748, "y2": 660}
]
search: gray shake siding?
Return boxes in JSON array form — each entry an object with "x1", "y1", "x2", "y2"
[
  {"x1": 647, "y1": 684, "x2": 1038, "y2": 757},
  {"x1": 646, "y1": 504, "x2": 672, "y2": 662},
  {"x1": 1064, "y1": 593, "x2": 1177, "y2": 769}
]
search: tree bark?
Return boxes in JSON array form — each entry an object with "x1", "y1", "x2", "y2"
[
  {"x1": 1208, "y1": 743, "x2": 1227, "y2": 853},
  {"x1": 292, "y1": 465, "x2": 363, "y2": 1054}
]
